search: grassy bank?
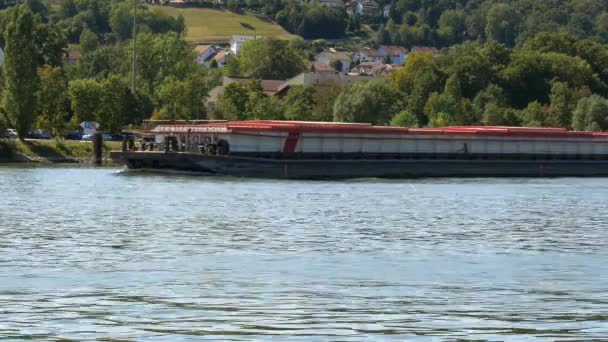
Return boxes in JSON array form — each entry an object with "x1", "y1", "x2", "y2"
[
  {"x1": 151, "y1": 6, "x2": 293, "y2": 43},
  {"x1": 0, "y1": 139, "x2": 122, "y2": 163}
]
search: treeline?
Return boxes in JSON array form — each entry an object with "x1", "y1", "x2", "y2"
[
  {"x1": 56, "y1": 0, "x2": 185, "y2": 44},
  {"x1": 0, "y1": 1, "x2": 221, "y2": 139},
  {"x1": 379, "y1": 0, "x2": 608, "y2": 47},
  {"x1": 215, "y1": 33, "x2": 608, "y2": 132}
]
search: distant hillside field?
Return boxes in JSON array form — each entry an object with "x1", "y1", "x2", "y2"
[{"x1": 151, "y1": 6, "x2": 294, "y2": 43}]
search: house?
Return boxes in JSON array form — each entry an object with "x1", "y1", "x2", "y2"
[
  {"x1": 318, "y1": 0, "x2": 344, "y2": 7},
  {"x1": 212, "y1": 50, "x2": 229, "y2": 67},
  {"x1": 354, "y1": 0, "x2": 380, "y2": 16},
  {"x1": 194, "y1": 45, "x2": 218, "y2": 67},
  {"x1": 314, "y1": 50, "x2": 352, "y2": 73},
  {"x1": 411, "y1": 46, "x2": 440, "y2": 55},
  {"x1": 0, "y1": 47, "x2": 4, "y2": 66},
  {"x1": 349, "y1": 61, "x2": 396, "y2": 76},
  {"x1": 276, "y1": 72, "x2": 385, "y2": 96},
  {"x1": 230, "y1": 35, "x2": 264, "y2": 55},
  {"x1": 378, "y1": 45, "x2": 408, "y2": 65},
  {"x1": 353, "y1": 48, "x2": 384, "y2": 63},
  {"x1": 309, "y1": 61, "x2": 337, "y2": 73},
  {"x1": 207, "y1": 76, "x2": 287, "y2": 110},
  {"x1": 206, "y1": 72, "x2": 384, "y2": 111},
  {"x1": 64, "y1": 49, "x2": 82, "y2": 64}
]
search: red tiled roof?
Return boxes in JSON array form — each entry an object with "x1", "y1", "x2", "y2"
[
  {"x1": 411, "y1": 46, "x2": 439, "y2": 54},
  {"x1": 358, "y1": 48, "x2": 383, "y2": 58},
  {"x1": 194, "y1": 45, "x2": 214, "y2": 55},
  {"x1": 309, "y1": 61, "x2": 336, "y2": 73},
  {"x1": 230, "y1": 78, "x2": 286, "y2": 94},
  {"x1": 380, "y1": 45, "x2": 408, "y2": 56},
  {"x1": 213, "y1": 50, "x2": 228, "y2": 62},
  {"x1": 317, "y1": 51, "x2": 352, "y2": 61}
]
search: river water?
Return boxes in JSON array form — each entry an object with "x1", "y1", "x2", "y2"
[{"x1": 0, "y1": 165, "x2": 607, "y2": 341}]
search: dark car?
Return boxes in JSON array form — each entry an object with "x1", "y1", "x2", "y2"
[
  {"x1": 65, "y1": 131, "x2": 84, "y2": 140},
  {"x1": 27, "y1": 129, "x2": 52, "y2": 140}
]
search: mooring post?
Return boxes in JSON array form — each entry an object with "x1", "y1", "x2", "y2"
[{"x1": 92, "y1": 132, "x2": 103, "y2": 165}]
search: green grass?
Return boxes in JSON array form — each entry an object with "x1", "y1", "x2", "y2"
[
  {"x1": 151, "y1": 6, "x2": 294, "y2": 43},
  {"x1": 0, "y1": 139, "x2": 122, "y2": 163}
]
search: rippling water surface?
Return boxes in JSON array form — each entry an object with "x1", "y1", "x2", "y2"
[{"x1": 1, "y1": 165, "x2": 607, "y2": 341}]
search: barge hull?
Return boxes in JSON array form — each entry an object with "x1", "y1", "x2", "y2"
[{"x1": 111, "y1": 152, "x2": 608, "y2": 179}]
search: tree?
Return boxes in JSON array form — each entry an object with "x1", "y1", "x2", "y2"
[
  {"x1": 1, "y1": 5, "x2": 40, "y2": 140},
  {"x1": 216, "y1": 82, "x2": 250, "y2": 120},
  {"x1": 437, "y1": 9, "x2": 465, "y2": 45},
  {"x1": 485, "y1": 3, "x2": 519, "y2": 47},
  {"x1": 375, "y1": 24, "x2": 390, "y2": 45},
  {"x1": 36, "y1": 66, "x2": 69, "y2": 135},
  {"x1": 424, "y1": 92, "x2": 458, "y2": 127},
  {"x1": 473, "y1": 84, "x2": 507, "y2": 123},
  {"x1": 79, "y1": 28, "x2": 98, "y2": 55},
  {"x1": 283, "y1": 85, "x2": 316, "y2": 120},
  {"x1": 333, "y1": 81, "x2": 401, "y2": 124},
  {"x1": 97, "y1": 74, "x2": 135, "y2": 132},
  {"x1": 109, "y1": 1, "x2": 133, "y2": 41},
  {"x1": 519, "y1": 101, "x2": 546, "y2": 127},
  {"x1": 390, "y1": 52, "x2": 434, "y2": 95},
  {"x1": 549, "y1": 81, "x2": 578, "y2": 127},
  {"x1": 68, "y1": 78, "x2": 103, "y2": 126},
  {"x1": 390, "y1": 109, "x2": 419, "y2": 126},
  {"x1": 227, "y1": 0, "x2": 239, "y2": 13},
  {"x1": 235, "y1": 38, "x2": 306, "y2": 79},
  {"x1": 572, "y1": 94, "x2": 608, "y2": 131},
  {"x1": 311, "y1": 82, "x2": 342, "y2": 122}
]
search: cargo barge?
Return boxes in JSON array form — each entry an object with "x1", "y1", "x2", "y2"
[{"x1": 110, "y1": 121, "x2": 608, "y2": 179}]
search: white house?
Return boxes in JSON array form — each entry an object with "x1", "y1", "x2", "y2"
[
  {"x1": 353, "y1": 48, "x2": 384, "y2": 63},
  {"x1": 315, "y1": 50, "x2": 352, "y2": 73},
  {"x1": 230, "y1": 35, "x2": 264, "y2": 55},
  {"x1": 0, "y1": 47, "x2": 4, "y2": 66},
  {"x1": 318, "y1": 0, "x2": 344, "y2": 7},
  {"x1": 378, "y1": 45, "x2": 409, "y2": 65},
  {"x1": 194, "y1": 45, "x2": 218, "y2": 67},
  {"x1": 355, "y1": 0, "x2": 379, "y2": 16},
  {"x1": 212, "y1": 50, "x2": 230, "y2": 67}
]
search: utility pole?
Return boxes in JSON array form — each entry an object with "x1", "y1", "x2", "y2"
[{"x1": 131, "y1": 0, "x2": 137, "y2": 94}]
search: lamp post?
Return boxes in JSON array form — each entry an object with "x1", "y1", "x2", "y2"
[{"x1": 131, "y1": 0, "x2": 137, "y2": 94}]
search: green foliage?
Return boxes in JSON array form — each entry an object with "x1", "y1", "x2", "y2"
[
  {"x1": 97, "y1": 74, "x2": 136, "y2": 132},
  {"x1": 36, "y1": 66, "x2": 69, "y2": 135},
  {"x1": 134, "y1": 32, "x2": 196, "y2": 98},
  {"x1": 68, "y1": 78, "x2": 102, "y2": 125},
  {"x1": 333, "y1": 81, "x2": 401, "y2": 124},
  {"x1": 79, "y1": 28, "x2": 98, "y2": 55},
  {"x1": 283, "y1": 86, "x2": 316, "y2": 121},
  {"x1": 390, "y1": 109, "x2": 419, "y2": 127},
  {"x1": 572, "y1": 95, "x2": 608, "y2": 131},
  {"x1": 275, "y1": 2, "x2": 346, "y2": 39},
  {"x1": 519, "y1": 101, "x2": 546, "y2": 127},
  {"x1": 1, "y1": 5, "x2": 39, "y2": 139},
  {"x1": 217, "y1": 80, "x2": 283, "y2": 120},
  {"x1": 231, "y1": 38, "x2": 305, "y2": 79}
]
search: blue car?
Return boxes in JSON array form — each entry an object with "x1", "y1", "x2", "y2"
[{"x1": 65, "y1": 131, "x2": 84, "y2": 140}]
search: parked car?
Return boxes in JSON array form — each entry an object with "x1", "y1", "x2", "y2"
[
  {"x1": 27, "y1": 129, "x2": 52, "y2": 139},
  {"x1": 65, "y1": 131, "x2": 83, "y2": 140},
  {"x1": 4, "y1": 128, "x2": 18, "y2": 139}
]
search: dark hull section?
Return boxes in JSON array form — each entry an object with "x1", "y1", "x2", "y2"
[{"x1": 111, "y1": 151, "x2": 608, "y2": 179}]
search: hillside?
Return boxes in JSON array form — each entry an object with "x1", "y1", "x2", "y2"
[{"x1": 151, "y1": 6, "x2": 294, "y2": 44}]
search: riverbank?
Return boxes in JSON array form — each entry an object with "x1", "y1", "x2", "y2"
[{"x1": 0, "y1": 139, "x2": 122, "y2": 164}]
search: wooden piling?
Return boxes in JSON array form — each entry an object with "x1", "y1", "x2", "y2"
[{"x1": 92, "y1": 132, "x2": 103, "y2": 165}]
